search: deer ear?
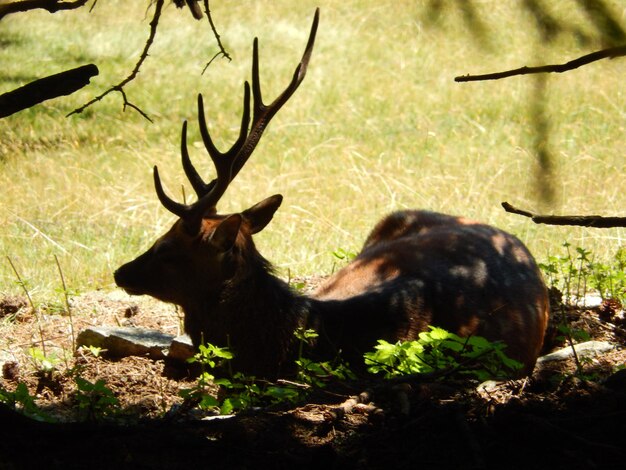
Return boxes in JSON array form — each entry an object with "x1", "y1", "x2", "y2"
[
  {"x1": 242, "y1": 194, "x2": 283, "y2": 234},
  {"x1": 210, "y1": 214, "x2": 242, "y2": 252}
]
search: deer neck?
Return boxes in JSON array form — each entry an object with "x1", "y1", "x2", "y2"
[{"x1": 182, "y1": 251, "x2": 310, "y2": 377}]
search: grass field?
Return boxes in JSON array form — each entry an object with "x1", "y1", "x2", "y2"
[{"x1": 1, "y1": 0, "x2": 625, "y2": 299}]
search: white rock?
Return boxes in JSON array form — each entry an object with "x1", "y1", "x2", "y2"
[
  {"x1": 537, "y1": 340, "x2": 615, "y2": 364},
  {"x1": 76, "y1": 326, "x2": 175, "y2": 359}
]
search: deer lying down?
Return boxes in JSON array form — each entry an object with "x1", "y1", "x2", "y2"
[{"x1": 114, "y1": 9, "x2": 549, "y2": 379}]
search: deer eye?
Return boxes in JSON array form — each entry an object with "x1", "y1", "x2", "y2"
[{"x1": 153, "y1": 240, "x2": 179, "y2": 262}]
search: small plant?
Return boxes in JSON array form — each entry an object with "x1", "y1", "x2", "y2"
[
  {"x1": 181, "y1": 341, "x2": 307, "y2": 414},
  {"x1": 332, "y1": 247, "x2": 357, "y2": 262},
  {"x1": 74, "y1": 377, "x2": 119, "y2": 421},
  {"x1": 287, "y1": 269, "x2": 308, "y2": 292},
  {"x1": 212, "y1": 373, "x2": 268, "y2": 414},
  {"x1": 589, "y1": 247, "x2": 626, "y2": 304},
  {"x1": 27, "y1": 347, "x2": 60, "y2": 375},
  {"x1": 554, "y1": 323, "x2": 593, "y2": 376},
  {"x1": 364, "y1": 326, "x2": 523, "y2": 381},
  {"x1": 538, "y1": 242, "x2": 593, "y2": 303},
  {"x1": 539, "y1": 243, "x2": 626, "y2": 376},
  {"x1": 79, "y1": 345, "x2": 104, "y2": 358},
  {"x1": 7, "y1": 256, "x2": 47, "y2": 355},
  {"x1": 0, "y1": 382, "x2": 54, "y2": 422},
  {"x1": 181, "y1": 329, "x2": 356, "y2": 414},
  {"x1": 329, "y1": 247, "x2": 358, "y2": 274},
  {"x1": 189, "y1": 342, "x2": 235, "y2": 378},
  {"x1": 294, "y1": 327, "x2": 355, "y2": 387},
  {"x1": 539, "y1": 243, "x2": 626, "y2": 305},
  {"x1": 180, "y1": 343, "x2": 242, "y2": 413},
  {"x1": 290, "y1": 280, "x2": 307, "y2": 292}
]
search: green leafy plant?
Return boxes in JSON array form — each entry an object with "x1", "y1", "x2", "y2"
[
  {"x1": 181, "y1": 341, "x2": 307, "y2": 414},
  {"x1": 364, "y1": 326, "x2": 523, "y2": 381},
  {"x1": 0, "y1": 382, "x2": 54, "y2": 422},
  {"x1": 294, "y1": 327, "x2": 355, "y2": 387},
  {"x1": 181, "y1": 329, "x2": 356, "y2": 414},
  {"x1": 539, "y1": 243, "x2": 626, "y2": 305},
  {"x1": 287, "y1": 270, "x2": 307, "y2": 293},
  {"x1": 179, "y1": 343, "x2": 244, "y2": 414},
  {"x1": 27, "y1": 347, "x2": 60, "y2": 375},
  {"x1": 589, "y1": 247, "x2": 626, "y2": 303},
  {"x1": 539, "y1": 243, "x2": 626, "y2": 376},
  {"x1": 539, "y1": 242, "x2": 594, "y2": 303},
  {"x1": 73, "y1": 377, "x2": 119, "y2": 421},
  {"x1": 332, "y1": 247, "x2": 357, "y2": 263},
  {"x1": 79, "y1": 345, "x2": 104, "y2": 358}
]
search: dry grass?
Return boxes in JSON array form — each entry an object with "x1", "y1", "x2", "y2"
[{"x1": 1, "y1": 0, "x2": 625, "y2": 299}]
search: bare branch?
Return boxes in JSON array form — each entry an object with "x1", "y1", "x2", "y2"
[
  {"x1": 0, "y1": 64, "x2": 98, "y2": 118},
  {"x1": 118, "y1": 88, "x2": 152, "y2": 122},
  {"x1": 201, "y1": 0, "x2": 231, "y2": 73},
  {"x1": 502, "y1": 202, "x2": 626, "y2": 228},
  {"x1": 67, "y1": 0, "x2": 165, "y2": 121},
  {"x1": 0, "y1": 0, "x2": 89, "y2": 20},
  {"x1": 455, "y1": 44, "x2": 626, "y2": 82}
]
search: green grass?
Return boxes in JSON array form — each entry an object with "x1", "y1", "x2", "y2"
[{"x1": 1, "y1": 0, "x2": 625, "y2": 298}]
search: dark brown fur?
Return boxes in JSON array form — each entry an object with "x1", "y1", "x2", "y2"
[{"x1": 115, "y1": 199, "x2": 549, "y2": 378}]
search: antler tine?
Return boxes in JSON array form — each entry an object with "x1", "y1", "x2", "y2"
[
  {"x1": 154, "y1": 159, "x2": 224, "y2": 227},
  {"x1": 153, "y1": 165, "x2": 190, "y2": 219},
  {"x1": 180, "y1": 120, "x2": 210, "y2": 198},
  {"x1": 153, "y1": 120, "x2": 211, "y2": 225},
  {"x1": 194, "y1": 84, "x2": 251, "y2": 197},
  {"x1": 251, "y1": 8, "x2": 319, "y2": 122},
  {"x1": 180, "y1": 87, "x2": 251, "y2": 200},
  {"x1": 230, "y1": 7, "x2": 319, "y2": 182}
]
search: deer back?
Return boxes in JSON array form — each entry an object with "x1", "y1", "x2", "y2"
[{"x1": 312, "y1": 210, "x2": 549, "y2": 375}]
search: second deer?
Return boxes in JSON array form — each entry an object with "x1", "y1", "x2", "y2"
[{"x1": 114, "y1": 9, "x2": 549, "y2": 379}]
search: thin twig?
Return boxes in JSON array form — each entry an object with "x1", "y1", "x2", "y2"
[
  {"x1": 6, "y1": 256, "x2": 46, "y2": 356},
  {"x1": 67, "y1": 0, "x2": 165, "y2": 120},
  {"x1": 456, "y1": 44, "x2": 626, "y2": 82},
  {"x1": 201, "y1": 0, "x2": 231, "y2": 74},
  {"x1": 54, "y1": 255, "x2": 75, "y2": 351},
  {"x1": 502, "y1": 201, "x2": 626, "y2": 228},
  {"x1": 201, "y1": 52, "x2": 225, "y2": 74},
  {"x1": 118, "y1": 87, "x2": 153, "y2": 122}
]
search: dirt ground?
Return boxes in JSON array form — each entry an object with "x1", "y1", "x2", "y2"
[{"x1": 0, "y1": 288, "x2": 625, "y2": 470}]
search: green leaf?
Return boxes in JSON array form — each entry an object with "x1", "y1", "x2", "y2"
[
  {"x1": 214, "y1": 378, "x2": 233, "y2": 388},
  {"x1": 198, "y1": 395, "x2": 220, "y2": 410},
  {"x1": 265, "y1": 386, "x2": 302, "y2": 403}
]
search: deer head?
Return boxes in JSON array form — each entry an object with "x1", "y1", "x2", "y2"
[{"x1": 114, "y1": 10, "x2": 319, "y2": 309}]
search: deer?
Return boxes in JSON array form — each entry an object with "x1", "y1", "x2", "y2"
[{"x1": 114, "y1": 9, "x2": 549, "y2": 379}]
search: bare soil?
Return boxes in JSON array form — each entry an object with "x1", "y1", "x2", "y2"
[{"x1": 0, "y1": 288, "x2": 625, "y2": 470}]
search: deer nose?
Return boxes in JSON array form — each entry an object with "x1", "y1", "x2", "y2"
[
  {"x1": 113, "y1": 267, "x2": 141, "y2": 295},
  {"x1": 113, "y1": 267, "x2": 126, "y2": 288},
  {"x1": 113, "y1": 264, "x2": 132, "y2": 288}
]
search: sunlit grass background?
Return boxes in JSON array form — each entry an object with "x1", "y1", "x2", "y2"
[{"x1": 1, "y1": 0, "x2": 625, "y2": 299}]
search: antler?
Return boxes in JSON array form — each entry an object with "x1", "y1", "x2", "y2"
[{"x1": 154, "y1": 8, "x2": 319, "y2": 229}]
